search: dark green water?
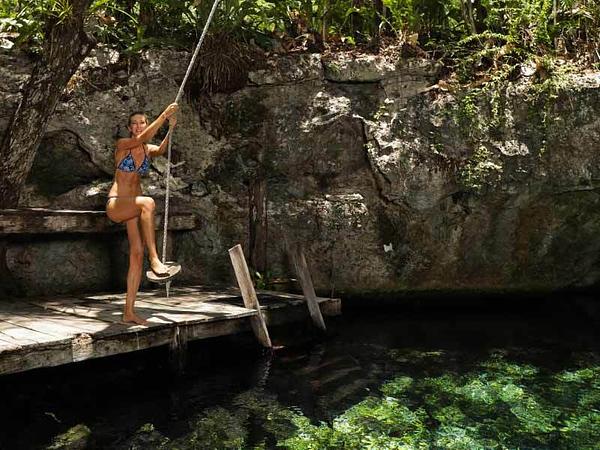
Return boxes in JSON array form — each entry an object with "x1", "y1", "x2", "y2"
[{"x1": 1, "y1": 294, "x2": 599, "y2": 449}]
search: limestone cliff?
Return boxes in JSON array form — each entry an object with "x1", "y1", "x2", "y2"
[{"x1": 2, "y1": 47, "x2": 599, "y2": 295}]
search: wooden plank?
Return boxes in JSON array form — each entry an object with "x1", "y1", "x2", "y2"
[
  {"x1": 0, "y1": 295, "x2": 342, "y2": 375},
  {"x1": 0, "y1": 208, "x2": 200, "y2": 234},
  {"x1": 74, "y1": 292, "x2": 256, "y2": 319},
  {"x1": 257, "y1": 289, "x2": 337, "y2": 305},
  {"x1": 0, "y1": 311, "x2": 119, "y2": 340},
  {"x1": 289, "y1": 244, "x2": 327, "y2": 331},
  {"x1": 19, "y1": 297, "x2": 143, "y2": 334},
  {"x1": 0, "y1": 312, "x2": 127, "y2": 363},
  {"x1": 319, "y1": 298, "x2": 342, "y2": 316},
  {"x1": 0, "y1": 319, "x2": 62, "y2": 344},
  {"x1": 38, "y1": 300, "x2": 176, "y2": 326},
  {"x1": 0, "y1": 318, "x2": 251, "y2": 375},
  {"x1": 228, "y1": 244, "x2": 272, "y2": 348},
  {"x1": 256, "y1": 289, "x2": 307, "y2": 300},
  {"x1": 140, "y1": 295, "x2": 243, "y2": 310},
  {"x1": 76, "y1": 288, "x2": 334, "y2": 313},
  {"x1": 0, "y1": 342, "x2": 19, "y2": 352},
  {"x1": 5, "y1": 298, "x2": 248, "y2": 339},
  {"x1": 76, "y1": 288, "x2": 239, "y2": 305},
  {"x1": 31, "y1": 300, "x2": 131, "y2": 325},
  {"x1": 0, "y1": 340, "x2": 72, "y2": 375},
  {"x1": 34, "y1": 297, "x2": 256, "y2": 327},
  {"x1": 82, "y1": 291, "x2": 243, "y2": 310},
  {"x1": 0, "y1": 332, "x2": 27, "y2": 348},
  {"x1": 135, "y1": 299, "x2": 255, "y2": 317},
  {"x1": 115, "y1": 298, "x2": 257, "y2": 323},
  {"x1": 0, "y1": 298, "x2": 61, "y2": 315}
]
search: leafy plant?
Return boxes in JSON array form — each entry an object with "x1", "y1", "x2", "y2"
[{"x1": 2, "y1": 0, "x2": 599, "y2": 82}]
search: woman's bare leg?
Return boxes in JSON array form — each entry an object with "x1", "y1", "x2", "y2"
[
  {"x1": 135, "y1": 196, "x2": 170, "y2": 274},
  {"x1": 106, "y1": 196, "x2": 170, "y2": 274},
  {"x1": 123, "y1": 217, "x2": 147, "y2": 325}
]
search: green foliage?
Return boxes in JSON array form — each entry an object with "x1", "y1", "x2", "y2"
[
  {"x1": 0, "y1": 0, "x2": 74, "y2": 48},
  {"x1": 440, "y1": 51, "x2": 578, "y2": 193},
  {"x1": 458, "y1": 144, "x2": 503, "y2": 192},
  {"x1": 2, "y1": 0, "x2": 599, "y2": 67},
  {"x1": 253, "y1": 270, "x2": 273, "y2": 290}
]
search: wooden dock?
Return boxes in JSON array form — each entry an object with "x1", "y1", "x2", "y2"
[{"x1": 0, "y1": 286, "x2": 341, "y2": 376}]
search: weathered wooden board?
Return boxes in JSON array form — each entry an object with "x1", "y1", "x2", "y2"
[
  {"x1": 116, "y1": 299, "x2": 256, "y2": 324},
  {"x1": 0, "y1": 319, "x2": 59, "y2": 344},
  {"x1": 228, "y1": 245, "x2": 272, "y2": 348},
  {"x1": 0, "y1": 318, "x2": 252, "y2": 374},
  {"x1": 288, "y1": 244, "x2": 327, "y2": 331},
  {"x1": 0, "y1": 330, "x2": 35, "y2": 347},
  {"x1": 30, "y1": 300, "x2": 127, "y2": 325},
  {"x1": 70, "y1": 288, "x2": 238, "y2": 305},
  {"x1": 78, "y1": 291, "x2": 245, "y2": 312},
  {"x1": 0, "y1": 208, "x2": 200, "y2": 234},
  {"x1": 0, "y1": 340, "x2": 74, "y2": 374},
  {"x1": 36, "y1": 297, "x2": 257, "y2": 325},
  {"x1": 0, "y1": 311, "x2": 124, "y2": 340},
  {"x1": 0, "y1": 286, "x2": 342, "y2": 376}
]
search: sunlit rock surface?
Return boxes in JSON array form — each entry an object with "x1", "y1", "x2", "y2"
[{"x1": 2, "y1": 48, "x2": 600, "y2": 295}]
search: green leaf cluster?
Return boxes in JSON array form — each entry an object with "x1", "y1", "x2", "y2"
[{"x1": 2, "y1": 0, "x2": 599, "y2": 66}]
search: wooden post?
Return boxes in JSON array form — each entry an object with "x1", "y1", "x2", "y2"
[
  {"x1": 228, "y1": 244, "x2": 272, "y2": 348},
  {"x1": 289, "y1": 244, "x2": 327, "y2": 331}
]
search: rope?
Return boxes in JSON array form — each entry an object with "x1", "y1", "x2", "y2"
[{"x1": 160, "y1": 0, "x2": 221, "y2": 296}]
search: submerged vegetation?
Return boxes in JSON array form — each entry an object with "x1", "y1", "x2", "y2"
[
  {"x1": 63, "y1": 349, "x2": 599, "y2": 449},
  {"x1": 282, "y1": 354, "x2": 600, "y2": 449}
]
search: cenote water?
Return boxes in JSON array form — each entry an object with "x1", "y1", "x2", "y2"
[{"x1": 1, "y1": 294, "x2": 599, "y2": 449}]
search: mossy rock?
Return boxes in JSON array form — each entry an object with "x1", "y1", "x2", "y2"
[{"x1": 47, "y1": 424, "x2": 91, "y2": 450}]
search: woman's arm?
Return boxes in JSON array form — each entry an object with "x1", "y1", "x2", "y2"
[
  {"x1": 148, "y1": 116, "x2": 176, "y2": 158},
  {"x1": 117, "y1": 103, "x2": 178, "y2": 152}
]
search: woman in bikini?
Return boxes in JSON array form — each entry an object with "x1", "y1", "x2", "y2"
[{"x1": 106, "y1": 102, "x2": 179, "y2": 325}]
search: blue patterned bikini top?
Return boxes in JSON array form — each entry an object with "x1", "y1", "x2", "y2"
[{"x1": 117, "y1": 147, "x2": 150, "y2": 175}]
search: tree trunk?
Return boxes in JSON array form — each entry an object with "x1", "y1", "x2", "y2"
[
  {"x1": 460, "y1": 0, "x2": 477, "y2": 35},
  {"x1": 0, "y1": 0, "x2": 95, "y2": 208},
  {"x1": 321, "y1": 0, "x2": 329, "y2": 43},
  {"x1": 373, "y1": 0, "x2": 384, "y2": 34},
  {"x1": 248, "y1": 176, "x2": 267, "y2": 275},
  {"x1": 371, "y1": 0, "x2": 385, "y2": 45},
  {"x1": 139, "y1": 1, "x2": 157, "y2": 38}
]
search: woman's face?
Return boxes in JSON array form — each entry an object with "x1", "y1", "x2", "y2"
[{"x1": 128, "y1": 114, "x2": 147, "y2": 137}]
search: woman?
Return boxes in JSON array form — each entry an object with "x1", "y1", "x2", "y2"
[{"x1": 106, "y1": 102, "x2": 180, "y2": 325}]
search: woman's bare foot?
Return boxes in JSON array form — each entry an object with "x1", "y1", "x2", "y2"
[
  {"x1": 150, "y1": 258, "x2": 171, "y2": 276},
  {"x1": 122, "y1": 312, "x2": 148, "y2": 326}
]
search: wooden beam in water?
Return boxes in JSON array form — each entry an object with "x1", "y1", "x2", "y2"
[
  {"x1": 289, "y1": 244, "x2": 327, "y2": 331},
  {"x1": 228, "y1": 244, "x2": 272, "y2": 348}
]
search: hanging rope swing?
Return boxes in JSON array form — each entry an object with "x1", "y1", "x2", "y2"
[{"x1": 145, "y1": 0, "x2": 221, "y2": 296}]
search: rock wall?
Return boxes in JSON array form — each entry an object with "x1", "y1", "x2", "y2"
[{"x1": 2, "y1": 46, "x2": 600, "y2": 296}]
